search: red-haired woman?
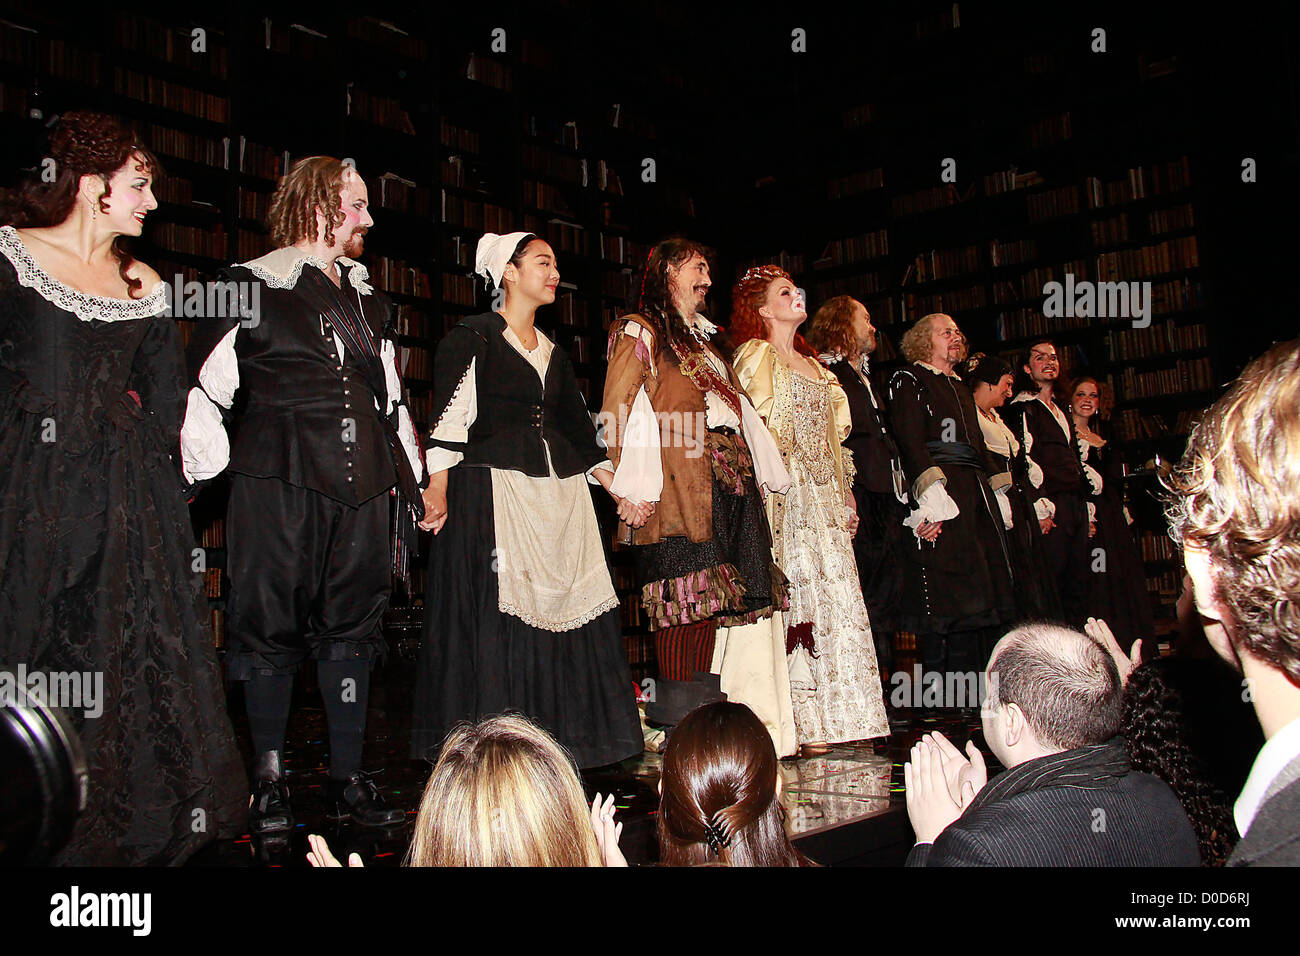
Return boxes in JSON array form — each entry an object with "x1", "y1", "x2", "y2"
[
  {"x1": 728, "y1": 266, "x2": 889, "y2": 756},
  {"x1": 0, "y1": 112, "x2": 245, "y2": 863}
]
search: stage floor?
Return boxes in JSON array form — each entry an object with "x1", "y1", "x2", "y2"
[{"x1": 189, "y1": 657, "x2": 989, "y2": 867}]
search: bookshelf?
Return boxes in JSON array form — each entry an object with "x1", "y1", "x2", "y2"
[{"x1": 0, "y1": 4, "x2": 703, "y2": 680}]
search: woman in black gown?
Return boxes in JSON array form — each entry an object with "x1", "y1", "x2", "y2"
[
  {"x1": 961, "y1": 353, "x2": 1063, "y2": 623},
  {"x1": 410, "y1": 232, "x2": 643, "y2": 769},
  {"x1": 1068, "y1": 376, "x2": 1154, "y2": 648},
  {"x1": 0, "y1": 112, "x2": 245, "y2": 864}
]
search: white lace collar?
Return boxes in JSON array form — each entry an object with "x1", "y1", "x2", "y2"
[
  {"x1": 0, "y1": 225, "x2": 167, "y2": 322},
  {"x1": 685, "y1": 312, "x2": 717, "y2": 338},
  {"x1": 242, "y1": 245, "x2": 373, "y2": 295},
  {"x1": 916, "y1": 360, "x2": 960, "y2": 379}
]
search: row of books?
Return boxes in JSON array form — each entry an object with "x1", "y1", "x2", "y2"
[
  {"x1": 1026, "y1": 184, "x2": 1080, "y2": 222},
  {"x1": 441, "y1": 120, "x2": 481, "y2": 155},
  {"x1": 443, "y1": 272, "x2": 478, "y2": 306},
  {"x1": 115, "y1": 14, "x2": 229, "y2": 77},
  {"x1": 150, "y1": 124, "x2": 229, "y2": 167},
  {"x1": 466, "y1": 55, "x2": 511, "y2": 91},
  {"x1": 440, "y1": 192, "x2": 515, "y2": 233},
  {"x1": 811, "y1": 272, "x2": 887, "y2": 307},
  {"x1": 1105, "y1": 321, "x2": 1209, "y2": 361},
  {"x1": 816, "y1": 229, "x2": 890, "y2": 266},
  {"x1": 370, "y1": 257, "x2": 433, "y2": 298},
  {"x1": 548, "y1": 221, "x2": 588, "y2": 256},
  {"x1": 594, "y1": 160, "x2": 624, "y2": 196},
  {"x1": 1085, "y1": 156, "x2": 1192, "y2": 208},
  {"x1": 236, "y1": 231, "x2": 272, "y2": 262},
  {"x1": 1149, "y1": 202, "x2": 1195, "y2": 235},
  {"x1": 988, "y1": 237, "x2": 1038, "y2": 267},
  {"x1": 984, "y1": 168, "x2": 1045, "y2": 195},
  {"x1": 1117, "y1": 356, "x2": 1214, "y2": 401},
  {"x1": 1026, "y1": 111, "x2": 1072, "y2": 147},
  {"x1": 522, "y1": 143, "x2": 584, "y2": 185},
  {"x1": 905, "y1": 243, "x2": 982, "y2": 284},
  {"x1": 1093, "y1": 236, "x2": 1199, "y2": 280},
  {"x1": 827, "y1": 168, "x2": 884, "y2": 199},
  {"x1": 598, "y1": 233, "x2": 648, "y2": 267},
  {"x1": 1090, "y1": 213, "x2": 1130, "y2": 247},
  {"x1": 523, "y1": 114, "x2": 580, "y2": 150},
  {"x1": 523, "y1": 179, "x2": 576, "y2": 218},
  {"x1": 1137, "y1": 531, "x2": 1179, "y2": 564},
  {"x1": 398, "y1": 344, "x2": 433, "y2": 381},
  {"x1": 1113, "y1": 407, "x2": 1200, "y2": 442},
  {"x1": 347, "y1": 87, "x2": 414, "y2": 134},
  {"x1": 115, "y1": 67, "x2": 229, "y2": 123},
  {"x1": 891, "y1": 184, "x2": 962, "y2": 218},
  {"x1": 443, "y1": 236, "x2": 475, "y2": 270},
  {"x1": 151, "y1": 221, "x2": 227, "y2": 259},
  {"x1": 554, "y1": 292, "x2": 592, "y2": 328},
  {"x1": 901, "y1": 284, "x2": 988, "y2": 320},
  {"x1": 393, "y1": 304, "x2": 435, "y2": 338},
  {"x1": 238, "y1": 188, "x2": 270, "y2": 221},
  {"x1": 377, "y1": 173, "x2": 433, "y2": 217}
]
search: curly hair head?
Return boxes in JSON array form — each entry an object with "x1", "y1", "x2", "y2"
[
  {"x1": 1122, "y1": 660, "x2": 1237, "y2": 865},
  {"x1": 1, "y1": 110, "x2": 158, "y2": 298},
  {"x1": 806, "y1": 295, "x2": 863, "y2": 360},
  {"x1": 627, "y1": 237, "x2": 713, "y2": 359},
  {"x1": 1164, "y1": 338, "x2": 1300, "y2": 685},
  {"x1": 656, "y1": 702, "x2": 804, "y2": 867},
  {"x1": 728, "y1": 264, "x2": 791, "y2": 345},
  {"x1": 267, "y1": 156, "x2": 352, "y2": 249},
  {"x1": 900, "y1": 312, "x2": 948, "y2": 364}
]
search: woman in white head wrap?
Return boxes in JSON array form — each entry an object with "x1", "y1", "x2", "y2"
[{"x1": 410, "y1": 232, "x2": 645, "y2": 768}]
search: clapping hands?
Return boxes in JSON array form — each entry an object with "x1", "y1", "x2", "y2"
[
  {"x1": 904, "y1": 731, "x2": 987, "y2": 845},
  {"x1": 590, "y1": 792, "x2": 628, "y2": 867}
]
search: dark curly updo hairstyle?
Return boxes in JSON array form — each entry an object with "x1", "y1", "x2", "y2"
[
  {"x1": 1121, "y1": 659, "x2": 1237, "y2": 865},
  {"x1": 1, "y1": 111, "x2": 159, "y2": 299}
]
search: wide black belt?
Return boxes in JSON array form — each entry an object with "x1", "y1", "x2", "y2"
[{"x1": 925, "y1": 440, "x2": 983, "y2": 470}]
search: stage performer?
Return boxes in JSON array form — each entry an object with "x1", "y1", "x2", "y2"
[
  {"x1": 409, "y1": 232, "x2": 643, "y2": 769},
  {"x1": 1068, "y1": 375, "x2": 1153, "y2": 649},
  {"x1": 1002, "y1": 338, "x2": 1092, "y2": 627},
  {"x1": 807, "y1": 295, "x2": 908, "y2": 669},
  {"x1": 600, "y1": 239, "x2": 797, "y2": 757},
  {"x1": 961, "y1": 353, "x2": 1063, "y2": 622},
  {"x1": 0, "y1": 111, "x2": 245, "y2": 864},
  {"x1": 887, "y1": 313, "x2": 1015, "y2": 685},
  {"x1": 182, "y1": 157, "x2": 423, "y2": 830},
  {"x1": 730, "y1": 268, "x2": 889, "y2": 755}
]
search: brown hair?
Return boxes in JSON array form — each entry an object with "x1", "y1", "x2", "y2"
[
  {"x1": 629, "y1": 237, "x2": 714, "y2": 359},
  {"x1": 266, "y1": 156, "x2": 350, "y2": 248},
  {"x1": 1, "y1": 110, "x2": 158, "y2": 298},
  {"x1": 407, "y1": 714, "x2": 602, "y2": 867},
  {"x1": 806, "y1": 295, "x2": 862, "y2": 359},
  {"x1": 657, "y1": 702, "x2": 805, "y2": 867},
  {"x1": 1164, "y1": 339, "x2": 1300, "y2": 684}
]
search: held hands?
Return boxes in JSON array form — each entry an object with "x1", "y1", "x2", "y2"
[
  {"x1": 916, "y1": 519, "x2": 943, "y2": 542},
  {"x1": 590, "y1": 792, "x2": 628, "y2": 867},
  {"x1": 1085, "y1": 617, "x2": 1142, "y2": 686},
  {"x1": 614, "y1": 494, "x2": 655, "y2": 529},
  {"x1": 1038, "y1": 514, "x2": 1056, "y2": 535},
  {"x1": 846, "y1": 492, "x2": 860, "y2": 539},
  {"x1": 418, "y1": 476, "x2": 449, "y2": 534}
]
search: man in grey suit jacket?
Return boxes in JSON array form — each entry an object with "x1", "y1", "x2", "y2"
[
  {"x1": 1168, "y1": 339, "x2": 1300, "y2": 866},
  {"x1": 905, "y1": 622, "x2": 1200, "y2": 866}
]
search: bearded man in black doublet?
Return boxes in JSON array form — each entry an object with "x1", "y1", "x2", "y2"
[{"x1": 182, "y1": 158, "x2": 425, "y2": 831}]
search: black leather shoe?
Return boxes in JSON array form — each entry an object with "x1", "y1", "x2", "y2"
[
  {"x1": 325, "y1": 771, "x2": 405, "y2": 827},
  {"x1": 249, "y1": 750, "x2": 294, "y2": 835}
]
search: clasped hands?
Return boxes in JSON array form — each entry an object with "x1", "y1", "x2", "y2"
[{"x1": 904, "y1": 730, "x2": 988, "y2": 845}]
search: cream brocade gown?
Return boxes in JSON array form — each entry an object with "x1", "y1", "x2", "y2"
[{"x1": 733, "y1": 340, "x2": 889, "y2": 745}]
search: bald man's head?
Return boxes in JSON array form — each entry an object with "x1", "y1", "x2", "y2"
[{"x1": 985, "y1": 624, "x2": 1124, "y2": 752}]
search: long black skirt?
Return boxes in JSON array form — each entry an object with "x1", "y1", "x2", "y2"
[{"x1": 409, "y1": 465, "x2": 643, "y2": 769}]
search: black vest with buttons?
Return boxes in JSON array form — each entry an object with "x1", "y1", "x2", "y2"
[
  {"x1": 428, "y1": 312, "x2": 605, "y2": 479},
  {"x1": 222, "y1": 263, "x2": 397, "y2": 506}
]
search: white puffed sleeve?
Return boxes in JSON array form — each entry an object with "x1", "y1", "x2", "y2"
[
  {"x1": 609, "y1": 385, "x2": 663, "y2": 503},
  {"x1": 180, "y1": 325, "x2": 239, "y2": 482},
  {"x1": 425, "y1": 357, "x2": 477, "y2": 475}
]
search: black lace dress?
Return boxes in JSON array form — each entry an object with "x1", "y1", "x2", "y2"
[{"x1": 0, "y1": 227, "x2": 245, "y2": 865}]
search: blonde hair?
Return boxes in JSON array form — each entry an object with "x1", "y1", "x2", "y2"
[
  {"x1": 900, "y1": 312, "x2": 949, "y2": 364},
  {"x1": 406, "y1": 714, "x2": 602, "y2": 867},
  {"x1": 1164, "y1": 339, "x2": 1300, "y2": 683},
  {"x1": 267, "y1": 156, "x2": 349, "y2": 248}
]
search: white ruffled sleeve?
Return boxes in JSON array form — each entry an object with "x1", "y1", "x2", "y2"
[
  {"x1": 903, "y1": 481, "x2": 961, "y2": 537},
  {"x1": 609, "y1": 385, "x2": 663, "y2": 503},
  {"x1": 739, "y1": 393, "x2": 791, "y2": 496},
  {"x1": 425, "y1": 357, "x2": 476, "y2": 476},
  {"x1": 180, "y1": 325, "x2": 239, "y2": 482}
]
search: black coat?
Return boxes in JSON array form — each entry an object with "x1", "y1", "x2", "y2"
[
  {"x1": 1229, "y1": 755, "x2": 1300, "y2": 866},
  {"x1": 907, "y1": 741, "x2": 1201, "y2": 867}
]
